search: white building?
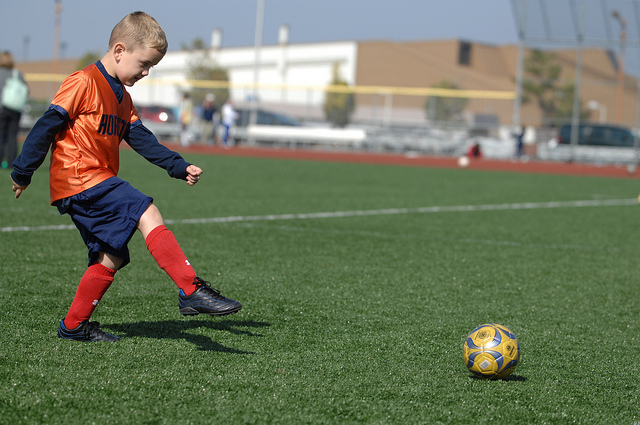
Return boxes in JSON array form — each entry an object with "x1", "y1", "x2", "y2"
[{"x1": 127, "y1": 33, "x2": 358, "y2": 121}]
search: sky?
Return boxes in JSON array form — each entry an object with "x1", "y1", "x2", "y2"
[
  {"x1": 1, "y1": 0, "x2": 521, "y2": 61},
  {"x1": 3, "y1": 0, "x2": 640, "y2": 73}
]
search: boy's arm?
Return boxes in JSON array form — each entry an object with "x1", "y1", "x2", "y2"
[
  {"x1": 11, "y1": 107, "x2": 68, "y2": 189},
  {"x1": 126, "y1": 121, "x2": 191, "y2": 180}
]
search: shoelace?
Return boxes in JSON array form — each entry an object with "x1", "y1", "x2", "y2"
[
  {"x1": 84, "y1": 321, "x2": 109, "y2": 338},
  {"x1": 193, "y1": 278, "x2": 225, "y2": 300}
]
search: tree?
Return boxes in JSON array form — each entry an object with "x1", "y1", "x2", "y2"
[
  {"x1": 424, "y1": 80, "x2": 469, "y2": 123},
  {"x1": 182, "y1": 38, "x2": 229, "y2": 109},
  {"x1": 323, "y1": 63, "x2": 355, "y2": 128},
  {"x1": 521, "y1": 49, "x2": 589, "y2": 127}
]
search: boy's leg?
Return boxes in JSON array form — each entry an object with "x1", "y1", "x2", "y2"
[
  {"x1": 140, "y1": 204, "x2": 242, "y2": 316},
  {"x1": 145, "y1": 224, "x2": 198, "y2": 294},
  {"x1": 59, "y1": 253, "x2": 122, "y2": 341},
  {"x1": 63, "y1": 258, "x2": 118, "y2": 330},
  {"x1": 140, "y1": 204, "x2": 197, "y2": 295}
]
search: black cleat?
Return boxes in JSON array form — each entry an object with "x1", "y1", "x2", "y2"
[
  {"x1": 179, "y1": 277, "x2": 242, "y2": 317},
  {"x1": 58, "y1": 319, "x2": 121, "y2": 342}
]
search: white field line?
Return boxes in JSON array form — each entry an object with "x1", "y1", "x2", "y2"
[
  {"x1": 1, "y1": 198, "x2": 637, "y2": 233},
  {"x1": 236, "y1": 222, "x2": 630, "y2": 253}
]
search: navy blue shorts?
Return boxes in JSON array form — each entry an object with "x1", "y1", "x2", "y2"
[{"x1": 56, "y1": 176, "x2": 153, "y2": 268}]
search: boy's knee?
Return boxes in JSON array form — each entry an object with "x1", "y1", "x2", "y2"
[
  {"x1": 96, "y1": 252, "x2": 124, "y2": 270},
  {"x1": 142, "y1": 203, "x2": 163, "y2": 222},
  {"x1": 138, "y1": 203, "x2": 165, "y2": 238}
]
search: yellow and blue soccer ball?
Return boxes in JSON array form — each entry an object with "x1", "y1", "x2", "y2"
[{"x1": 463, "y1": 323, "x2": 520, "y2": 379}]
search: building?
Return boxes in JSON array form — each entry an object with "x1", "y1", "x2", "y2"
[{"x1": 16, "y1": 38, "x2": 637, "y2": 130}]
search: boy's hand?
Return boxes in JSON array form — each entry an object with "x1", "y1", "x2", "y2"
[
  {"x1": 186, "y1": 164, "x2": 203, "y2": 186},
  {"x1": 11, "y1": 178, "x2": 27, "y2": 199}
]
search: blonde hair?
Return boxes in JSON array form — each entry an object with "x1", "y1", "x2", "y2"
[
  {"x1": 109, "y1": 11, "x2": 168, "y2": 55},
  {"x1": 0, "y1": 51, "x2": 14, "y2": 69}
]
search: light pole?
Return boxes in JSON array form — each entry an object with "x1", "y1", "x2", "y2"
[
  {"x1": 612, "y1": 10, "x2": 626, "y2": 124},
  {"x1": 248, "y1": 0, "x2": 264, "y2": 145},
  {"x1": 50, "y1": 0, "x2": 62, "y2": 100},
  {"x1": 22, "y1": 36, "x2": 30, "y2": 61},
  {"x1": 53, "y1": 0, "x2": 62, "y2": 72}
]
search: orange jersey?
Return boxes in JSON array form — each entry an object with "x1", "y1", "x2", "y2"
[{"x1": 48, "y1": 63, "x2": 139, "y2": 203}]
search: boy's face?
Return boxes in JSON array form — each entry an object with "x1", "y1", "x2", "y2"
[{"x1": 114, "y1": 43, "x2": 164, "y2": 87}]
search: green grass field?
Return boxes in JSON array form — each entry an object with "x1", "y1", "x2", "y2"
[{"x1": 1, "y1": 149, "x2": 639, "y2": 424}]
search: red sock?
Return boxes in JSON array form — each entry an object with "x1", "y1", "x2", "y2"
[
  {"x1": 145, "y1": 225, "x2": 197, "y2": 295},
  {"x1": 64, "y1": 263, "x2": 116, "y2": 329}
]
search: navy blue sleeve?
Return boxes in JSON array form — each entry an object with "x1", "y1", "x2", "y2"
[
  {"x1": 11, "y1": 107, "x2": 68, "y2": 187},
  {"x1": 125, "y1": 121, "x2": 190, "y2": 180}
]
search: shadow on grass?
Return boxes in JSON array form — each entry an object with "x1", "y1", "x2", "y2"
[
  {"x1": 107, "y1": 319, "x2": 270, "y2": 353},
  {"x1": 468, "y1": 374, "x2": 527, "y2": 382}
]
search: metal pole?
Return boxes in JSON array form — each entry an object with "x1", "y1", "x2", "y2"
[
  {"x1": 634, "y1": 60, "x2": 640, "y2": 166},
  {"x1": 50, "y1": 0, "x2": 62, "y2": 101},
  {"x1": 569, "y1": 0, "x2": 585, "y2": 162},
  {"x1": 22, "y1": 36, "x2": 30, "y2": 61},
  {"x1": 53, "y1": 0, "x2": 61, "y2": 72},
  {"x1": 513, "y1": 43, "x2": 525, "y2": 129},
  {"x1": 612, "y1": 10, "x2": 627, "y2": 124},
  {"x1": 248, "y1": 0, "x2": 264, "y2": 145},
  {"x1": 632, "y1": 1, "x2": 640, "y2": 165},
  {"x1": 510, "y1": 0, "x2": 526, "y2": 129}
]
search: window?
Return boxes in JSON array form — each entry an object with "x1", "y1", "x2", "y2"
[{"x1": 459, "y1": 41, "x2": 472, "y2": 66}]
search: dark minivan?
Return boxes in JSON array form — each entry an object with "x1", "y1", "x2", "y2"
[{"x1": 557, "y1": 123, "x2": 635, "y2": 147}]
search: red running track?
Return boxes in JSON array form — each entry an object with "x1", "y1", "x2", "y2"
[{"x1": 165, "y1": 143, "x2": 640, "y2": 179}]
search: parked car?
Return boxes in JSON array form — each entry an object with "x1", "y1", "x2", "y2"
[
  {"x1": 538, "y1": 123, "x2": 639, "y2": 164},
  {"x1": 556, "y1": 123, "x2": 634, "y2": 147},
  {"x1": 137, "y1": 105, "x2": 181, "y2": 141},
  {"x1": 235, "y1": 108, "x2": 302, "y2": 128},
  {"x1": 231, "y1": 108, "x2": 302, "y2": 144}
]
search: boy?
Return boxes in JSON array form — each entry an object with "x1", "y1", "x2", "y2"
[{"x1": 10, "y1": 11, "x2": 241, "y2": 342}]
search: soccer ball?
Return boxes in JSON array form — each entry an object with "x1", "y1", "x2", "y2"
[
  {"x1": 463, "y1": 323, "x2": 520, "y2": 380},
  {"x1": 457, "y1": 156, "x2": 470, "y2": 168}
]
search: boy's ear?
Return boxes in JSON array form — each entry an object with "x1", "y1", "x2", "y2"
[{"x1": 112, "y1": 42, "x2": 126, "y2": 60}]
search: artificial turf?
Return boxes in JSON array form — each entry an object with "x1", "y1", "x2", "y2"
[{"x1": 1, "y1": 149, "x2": 639, "y2": 424}]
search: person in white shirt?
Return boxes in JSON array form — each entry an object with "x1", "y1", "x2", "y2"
[{"x1": 221, "y1": 99, "x2": 238, "y2": 146}]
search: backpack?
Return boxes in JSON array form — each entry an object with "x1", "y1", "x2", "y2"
[{"x1": 2, "y1": 69, "x2": 28, "y2": 112}]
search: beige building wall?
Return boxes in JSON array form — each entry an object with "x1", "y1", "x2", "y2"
[
  {"x1": 16, "y1": 59, "x2": 78, "y2": 102},
  {"x1": 355, "y1": 40, "x2": 636, "y2": 128},
  {"x1": 15, "y1": 40, "x2": 638, "y2": 129}
]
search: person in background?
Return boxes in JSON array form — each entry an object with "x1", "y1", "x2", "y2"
[
  {"x1": 179, "y1": 93, "x2": 193, "y2": 146},
  {"x1": 199, "y1": 93, "x2": 216, "y2": 145},
  {"x1": 0, "y1": 51, "x2": 28, "y2": 169},
  {"x1": 513, "y1": 127, "x2": 525, "y2": 158},
  {"x1": 466, "y1": 141, "x2": 482, "y2": 159},
  {"x1": 221, "y1": 99, "x2": 238, "y2": 146}
]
